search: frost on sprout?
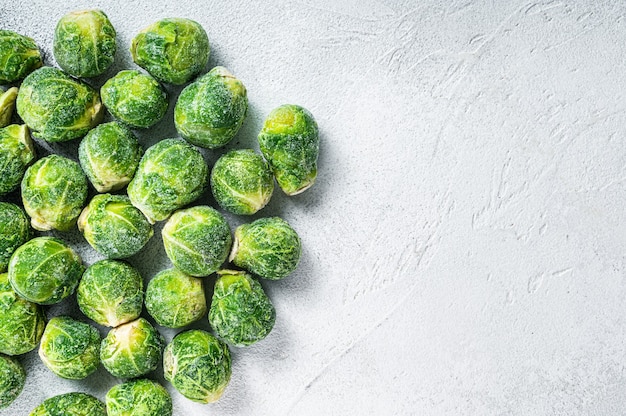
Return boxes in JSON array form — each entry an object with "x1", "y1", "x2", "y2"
[
  {"x1": 0, "y1": 354, "x2": 25, "y2": 409},
  {"x1": 0, "y1": 124, "x2": 36, "y2": 195},
  {"x1": 106, "y1": 378, "x2": 172, "y2": 416},
  {"x1": 29, "y1": 392, "x2": 106, "y2": 416},
  {"x1": 0, "y1": 30, "x2": 42, "y2": 83},
  {"x1": 0, "y1": 202, "x2": 32, "y2": 273}
]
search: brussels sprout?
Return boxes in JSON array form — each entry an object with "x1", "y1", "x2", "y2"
[
  {"x1": 106, "y1": 379, "x2": 172, "y2": 416},
  {"x1": 29, "y1": 392, "x2": 106, "y2": 416},
  {"x1": 8, "y1": 236, "x2": 84, "y2": 305},
  {"x1": 39, "y1": 316, "x2": 100, "y2": 380},
  {"x1": 230, "y1": 217, "x2": 301, "y2": 280},
  {"x1": 131, "y1": 18, "x2": 209, "y2": 85},
  {"x1": 210, "y1": 149, "x2": 274, "y2": 215},
  {"x1": 101, "y1": 70, "x2": 168, "y2": 128},
  {"x1": 0, "y1": 124, "x2": 36, "y2": 195},
  {"x1": 209, "y1": 270, "x2": 275, "y2": 347},
  {"x1": 21, "y1": 155, "x2": 87, "y2": 231},
  {"x1": 0, "y1": 30, "x2": 42, "y2": 83},
  {"x1": 0, "y1": 87, "x2": 18, "y2": 128},
  {"x1": 0, "y1": 354, "x2": 25, "y2": 409},
  {"x1": 127, "y1": 139, "x2": 208, "y2": 223},
  {"x1": 174, "y1": 66, "x2": 248, "y2": 149},
  {"x1": 145, "y1": 268, "x2": 206, "y2": 328},
  {"x1": 79, "y1": 121, "x2": 143, "y2": 192},
  {"x1": 163, "y1": 330, "x2": 231, "y2": 403},
  {"x1": 54, "y1": 9, "x2": 116, "y2": 78},
  {"x1": 162, "y1": 206, "x2": 231, "y2": 277},
  {"x1": 16, "y1": 67, "x2": 103, "y2": 142},
  {"x1": 258, "y1": 104, "x2": 319, "y2": 195},
  {"x1": 0, "y1": 203, "x2": 31, "y2": 272},
  {"x1": 100, "y1": 318, "x2": 164, "y2": 379},
  {"x1": 78, "y1": 194, "x2": 153, "y2": 259},
  {"x1": 77, "y1": 260, "x2": 143, "y2": 327}
]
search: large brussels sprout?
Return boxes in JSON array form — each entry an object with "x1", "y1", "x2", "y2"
[
  {"x1": 0, "y1": 202, "x2": 31, "y2": 272},
  {"x1": 8, "y1": 236, "x2": 84, "y2": 305},
  {"x1": 78, "y1": 194, "x2": 153, "y2": 259},
  {"x1": 0, "y1": 273, "x2": 44, "y2": 355},
  {"x1": 230, "y1": 217, "x2": 301, "y2": 280},
  {"x1": 0, "y1": 124, "x2": 36, "y2": 195},
  {"x1": 100, "y1": 318, "x2": 164, "y2": 379},
  {"x1": 131, "y1": 18, "x2": 209, "y2": 85},
  {"x1": 162, "y1": 206, "x2": 231, "y2": 277},
  {"x1": 39, "y1": 316, "x2": 100, "y2": 380},
  {"x1": 0, "y1": 30, "x2": 42, "y2": 83},
  {"x1": 258, "y1": 104, "x2": 319, "y2": 195},
  {"x1": 127, "y1": 139, "x2": 208, "y2": 223},
  {"x1": 77, "y1": 260, "x2": 143, "y2": 327},
  {"x1": 174, "y1": 66, "x2": 247, "y2": 149},
  {"x1": 54, "y1": 9, "x2": 116, "y2": 78},
  {"x1": 145, "y1": 268, "x2": 206, "y2": 328},
  {"x1": 78, "y1": 121, "x2": 143, "y2": 192},
  {"x1": 29, "y1": 392, "x2": 106, "y2": 416},
  {"x1": 101, "y1": 70, "x2": 168, "y2": 128},
  {"x1": 21, "y1": 155, "x2": 87, "y2": 231},
  {"x1": 16, "y1": 67, "x2": 103, "y2": 142},
  {"x1": 0, "y1": 354, "x2": 25, "y2": 409},
  {"x1": 0, "y1": 87, "x2": 18, "y2": 128},
  {"x1": 210, "y1": 149, "x2": 274, "y2": 215},
  {"x1": 106, "y1": 379, "x2": 172, "y2": 416},
  {"x1": 163, "y1": 330, "x2": 231, "y2": 403}
]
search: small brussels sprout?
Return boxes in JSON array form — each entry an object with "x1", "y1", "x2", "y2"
[
  {"x1": 0, "y1": 203, "x2": 31, "y2": 272},
  {"x1": 101, "y1": 70, "x2": 168, "y2": 128},
  {"x1": 8, "y1": 236, "x2": 84, "y2": 305},
  {"x1": 100, "y1": 318, "x2": 164, "y2": 379},
  {"x1": 258, "y1": 104, "x2": 319, "y2": 195},
  {"x1": 54, "y1": 9, "x2": 116, "y2": 78},
  {"x1": 210, "y1": 149, "x2": 274, "y2": 215},
  {"x1": 106, "y1": 379, "x2": 172, "y2": 416},
  {"x1": 39, "y1": 316, "x2": 100, "y2": 380},
  {"x1": 127, "y1": 139, "x2": 208, "y2": 223},
  {"x1": 0, "y1": 87, "x2": 18, "y2": 128},
  {"x1": 209, "y1": 270, "x2": 275, "y2": 346},
  {"x1": 163, "y1": 330, "x2": 231, "y2": 403},
  {"x1": 174, "y1": 66, "x2": 248, "y2": 149},
  {"x1": 0, "y1": 124, "x2": 36, "y2": 195},
  {"x1": 131, "y1": 18, "x2": 209, "y2": 85},
  {"x1": 230, "y1": 217, "x2": 301, "y2": 280},
  {"x1": 16, "y1": 67, "x2": 103, "y2": 142},
  {"x1": 21, "y1": 155, "x2": 87, "y2": 231},
  {"x1": 29, "y1": 392, "x2": 106, "y2": 416},
  {"x1": 0, "y1": 30, "x2": 42, "y2": 83},
  {"x1": 77, "y1": 260, "x2": 143, "y2": 327},
  {"x1": 78, "y1": 122, "x2": 143, "y2": 192},
  {"x1": 162, "y1": 206, "x2": 231, "y2": 277},
  {"x1": 0, "y1": 273, "x2": 44, "y2": 355},
  {"x1": 78, "y1": 194, "x2": 153, "y2": 259},
  {"x1": 0, "y1": 354, "x2": 25, "y2": 409},
  {"x1": 145, "y1": 268, "x2": 206, "y2": 328}
]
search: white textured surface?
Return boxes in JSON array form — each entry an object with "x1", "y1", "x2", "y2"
[{"x1": 2, "y1": 0, "x2": 626, "y2": 415}]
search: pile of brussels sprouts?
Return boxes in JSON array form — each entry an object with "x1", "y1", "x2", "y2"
[{"x1": 0, "y1": 9, "x2": 318, "y2": 415}]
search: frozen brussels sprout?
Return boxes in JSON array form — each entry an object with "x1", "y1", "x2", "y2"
[
  {"x1": 145, "y1": 268, "x2": 206, "y2": 328},
  {"x1": 162, "y1": 206, "x2": 231, "y2": 277},
  {"x1": 0, "y1": 124, "x2": 36, "y2": 195},
  {"x1": 8, "y1": 236, "x2": 84, "y2": 305},
  {"x1": 174, "y1": 66, "x2": 248, "y2": 149},
  {"x1": 131, "y1": 18, "x2": 209, "y2": 85},
  {"x1": 0, "y1": 87, "x2": 18, "y2": 127},
  {"x1": 77, "y1": 260, "x2": 143, "y2": 327},
  {"x1": 21, "y1": 155, "x2": 87, "y2": 231},
  {"x1": 209, "y1": 270, "x2": 275, "y2": 346},
  {"x1": 78, "y1": 194, "x2": 153, "y2": 259},
  {"x1": 0, "y1": 30, "x2": 42, "y2": 83},
  {"x1": 0, "y1": 203, "x2": 31, "y2": 272},
  {"x1": 106, "y1": 379, "x2": 172, "y2": 416},
  {"x1": 79, "y1": 121, "x2": 143, "y2": 192},
  {"x1": 100, "y1": 318, "x2": 164, "y2": 379},
  {"x1": 101, "y1": 70, "x2": 168, "y2": 128},
  {"x1": 0, "y1": 354, "x2": 25, "y2": 409},
  {"x1": 16, "y1": 67, "x2": 103, "y2": 142},
  {"x1": 230, "y1": 217, "x2": 301, "y2": 280},
  {"x1": 0, "y1": 272, "x2": 44, "y2": 355},
  {"x1": 54, "y1": 9, "x2": 116, "y2": 78},
  {"x1": 164, "y1": 330, "x2": 231, "y2": 403},
  {"x1": 39, "y1": 316, "x2": 100, "y2": 380},
  {"x1": 127, "y1": 139, "x2": 208, "y2": 223},
  {"x1": 258, "y1": 104, "x2": 319, "y2": 195},
  {"x1": 29, "y1": 392, "x2": 106, "y2": 416},
  {"x1": 210, "y1": 149, "x2": 274, "y2": 215}
]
